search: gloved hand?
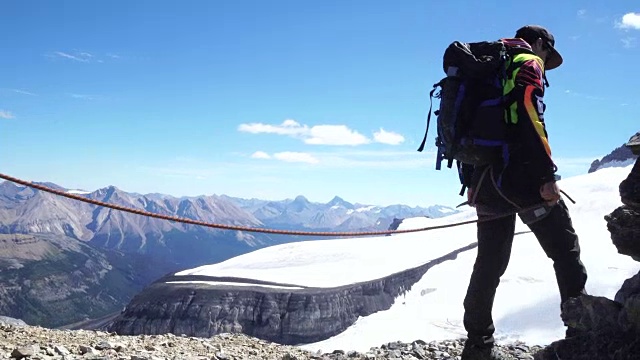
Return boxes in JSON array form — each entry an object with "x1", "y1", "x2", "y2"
[{"x1": 540, "y1": 181, "x2": 560, "y2": 206}]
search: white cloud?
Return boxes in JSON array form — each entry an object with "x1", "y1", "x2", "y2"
[
  {"x1": 305, "y1": 125, "x2": 370, "y2": 146},
  {"x1": 281, "y1": 119, "x2": 299, "y2": 127},
  {"x1": 621, "y1": 37, "x2": 637, "y2": 48},
  {"x1": 273, "y1": 152, "x2": 319, "y2": 164},
  {"x1": 373, "y1": 128, "x2": 405, "y2": 145},
  {"x1": 0, "y1": 110, "x2": 15, "y2": 119},
  {"x1": 238, "y1": 119, "x2": 309, "y2": 137},
  {"x1": 70, "y1": 93, "x2": 96, "y2": 100},
  {"x1": 563, "y1": 89, "x2": 606, "y2": 101},
  {"x1": 12, "y1": 89, "x2": 36, "y2": 96},
  {"x1": 249, "y1": 150, "x2": 319, "y2": 164},
  {"x1": 617, "y1": 12, "x2": 640, "y2": 30},
  {"x1": 49, "y1": 51, "x2": 118, "y2": 63},
  {"x1": 239, "y1": 119, "x2": 373, "y2": 146},
  {"x1": 251, "y1": 151, "x2": 272, "y2": 159},
  {"x1": 53, "y1": 51, "x2": 92, "y2": 62},
  {"x1": 577, "y1": 9, "x2": 587, "y2": 18}
]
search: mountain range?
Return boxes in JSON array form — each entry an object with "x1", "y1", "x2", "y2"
[{"x1": 0, "y1": 180, "x2": 455, "y2": 327}]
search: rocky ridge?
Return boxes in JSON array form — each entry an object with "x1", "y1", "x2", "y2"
[
  {"x1": 0, "y1": 323, "x2": 543, "y2": 360},
  {"x1": 588, "y1": 135, "x2": 639, "y2": 174}
]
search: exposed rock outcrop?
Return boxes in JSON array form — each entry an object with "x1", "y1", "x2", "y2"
[
  {"x1": 588, "y1": 132, "x2": 639, "y2": 173},
  {"x1": 107, "y1": 243, "x2": 477, "y2": 345},
  {"x1": 535, "y1": 138, "x2": 640, "y2": 360},
  {"x1": 606, "y1": 206, "x2": 640, "y2": 261},
  {"x1": 386, "y1": 218, "x2": 403, "y2": 234}
]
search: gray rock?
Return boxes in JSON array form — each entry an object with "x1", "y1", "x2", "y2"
[
  {"x1": 561, "y1": 295, "x2": 622, "y2": 332},
  {"x1": 10, "y1": 345, "x2": 39, "y2": 359},
  {"x1": 618, "y1": 294, "x2": 640, "y2": 333},
  {"x1": 95, "y1": 341, "x2": 113, "y2": 350},
  {"x1": 0, "y1": 316, "x2": 27, "y2": 326},
  {"x1": 615, "y1": 272, "x2": 640, "y2": 304},
  {"x1": 79, "y1": 344, "x2": 97, "y2": 355},
  {"x1": 626, "y1": 132, "x2": 640, "y2": 155},
  {"x1": 605, "y1": 206, "x2": 640, "y2": 259},
  {"x1": 55, "y1": 344, "x2": 71, "y2": 355}
]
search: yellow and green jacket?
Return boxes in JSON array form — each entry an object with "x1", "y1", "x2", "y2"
[{"x1": 500, "y1": 38, "x2": 557, "y2": 186}]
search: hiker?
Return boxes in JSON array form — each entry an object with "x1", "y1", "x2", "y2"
[{"x1": 459, "y1": 25, "x2": 589, "y2": 360}]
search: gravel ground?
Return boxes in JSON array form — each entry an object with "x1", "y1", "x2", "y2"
[{"x1": 0, "y1": 323, "x2": 544, "y2": 360}]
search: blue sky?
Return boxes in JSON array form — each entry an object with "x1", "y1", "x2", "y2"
[{"x1": 2, "y1": 0, "x2": 639, "y2": 207}]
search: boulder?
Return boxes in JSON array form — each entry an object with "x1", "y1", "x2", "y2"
[{"x1": 605, "y1": 206, "x2": 640, "y2": 260}]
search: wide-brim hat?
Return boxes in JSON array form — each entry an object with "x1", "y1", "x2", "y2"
[{"x1": 515, "y1": 25, "x2": 563, "y2": 70}]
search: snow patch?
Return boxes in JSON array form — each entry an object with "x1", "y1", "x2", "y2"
[
  {"x1": 67, "y1": 189, "x2": 90, "y2": 195},
  {"x1": 356, "y1": 205, "x2": 377, "y2": 213},
  {"x1": 166, "y1": 281, "x2": 304, "y2": 290}
]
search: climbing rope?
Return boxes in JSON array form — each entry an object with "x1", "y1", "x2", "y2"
[{"x1": 0, "y1": 172, "x2": 560, "y2": 237}]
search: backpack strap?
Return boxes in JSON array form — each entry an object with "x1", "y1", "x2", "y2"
[
  {"x1": 434, "y1": 147, "x2": 454, "y2": 171},
  {"x1": 417, "y1": 83, "x2": 440, "y2": 152}
]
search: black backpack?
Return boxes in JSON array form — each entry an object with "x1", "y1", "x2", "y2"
[{"x1": 417, "y1": 40, "x2": 516, "y2": 174}]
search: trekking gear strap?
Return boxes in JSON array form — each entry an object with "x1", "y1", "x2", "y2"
[{"x1": 417, "y1": 85, "x2": 439, "y2": 153}]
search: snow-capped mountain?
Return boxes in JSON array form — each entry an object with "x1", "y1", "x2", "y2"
[
  {"x1": 589, "y1": 137, "x2": 638, "y2": 173},
  {"x1": 0, "y1": 180, "x2": 457, "y2": 327},
  {"x1": 221, "y1": 194, "x2": 458, "y2": 231}
]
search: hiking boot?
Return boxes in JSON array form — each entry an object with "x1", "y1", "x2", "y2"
[{"x1": 461, "y1": 342, "x2": 511, "y2": 360}]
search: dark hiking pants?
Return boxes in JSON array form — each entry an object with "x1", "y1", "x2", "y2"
[{"x1": 462, "y1": 199, "x2": 588, "y2": 347}]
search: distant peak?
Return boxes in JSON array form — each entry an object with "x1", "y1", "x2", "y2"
[
  {"x1": 327, "y1": 196, "x2": 354, "y2": 209},
  {"x1": 90, "y1": 185, "x2": 125, "y2": 202},
  {"x1": 293, "y1": 195, "x2": 309, "y2": 203},
  {"x1": 94, "y1": 185, "x2": 118, "y2": 192},
  {"x1": 33, "y1": 182, "x2": 67, "y2": 191}
]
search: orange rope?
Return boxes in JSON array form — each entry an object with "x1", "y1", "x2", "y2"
[{"x1": 0, "y1": 172, "x2": 529, "y2": 237}]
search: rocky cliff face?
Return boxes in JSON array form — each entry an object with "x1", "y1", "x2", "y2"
[
  {"x1": 107, "y1": 243, "x2": 476, "y2": 345},
  {"x1": 535, "y1": 153, "x2": 640, "y2": 359}
]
